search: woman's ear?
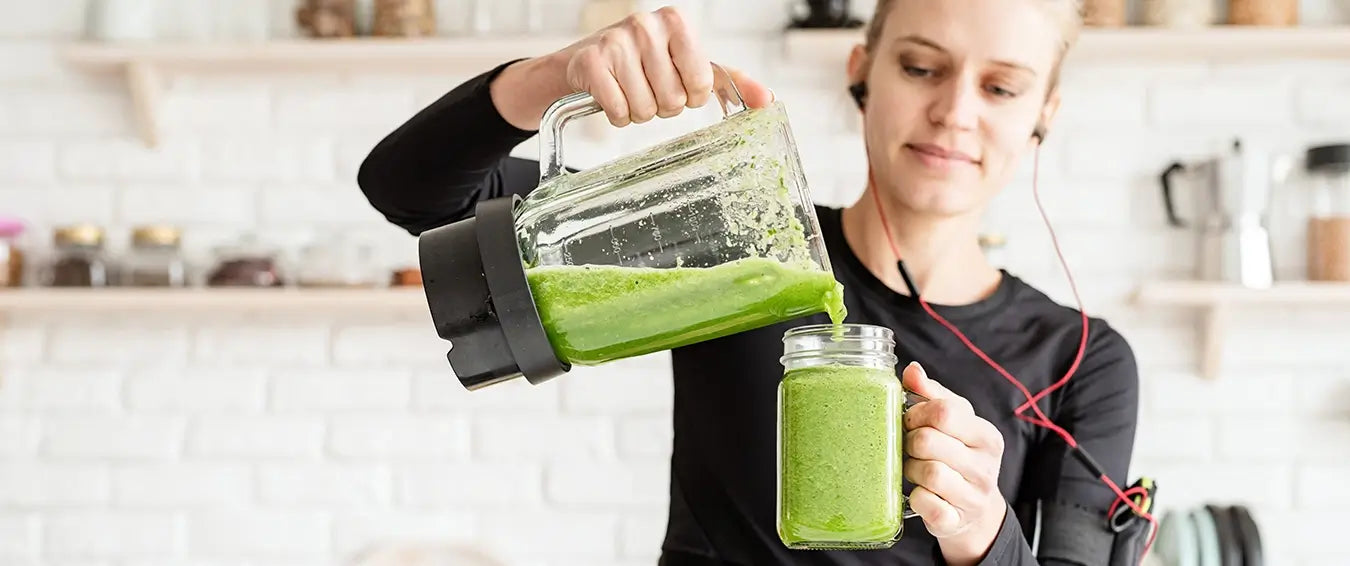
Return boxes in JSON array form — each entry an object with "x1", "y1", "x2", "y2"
[
  {"x1": 846, "y1": 44, "x2": 869, "y2": 95},
  {"x1": 1035, "y1": 87, "x2": 1063, "y2": 143}
]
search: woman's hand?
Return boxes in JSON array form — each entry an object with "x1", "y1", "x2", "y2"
[
  {"x1": 902, "y1": 361, "x2": 1010, "y2": 566},
  {"x1": 489, "y1": 6, "x2": 773, "y2": 130}
]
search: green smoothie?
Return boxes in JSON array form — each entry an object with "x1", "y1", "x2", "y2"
[
  {"x1": 778, "y1": 363, "x2": 904, "y2": 549},
  {"x1": 524, "y1": 257, "x2": 846, "y2": 365}
]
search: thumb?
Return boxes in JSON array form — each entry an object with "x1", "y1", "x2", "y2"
[
  {"x1": 901, "y1": 361, "x2": 954, "y2": 401},
  {"x1": 718, "y1": 65, "x2": 774, "y2": 109}
]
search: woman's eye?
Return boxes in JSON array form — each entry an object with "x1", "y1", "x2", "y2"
[
  {"x1": 902, "y1": 65, "x2": 934, "y2": 78},
  {"x1": 986, "y1": 84, "x2": 1018, "y2": 98}
]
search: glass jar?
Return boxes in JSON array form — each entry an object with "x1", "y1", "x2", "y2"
[
  {"x1": 206, "y1": 235, "x2": 284, "y2": 287},
  {"x1": 296, "y1": 0, "x2": 357, "y2": 38},
  {"x1": 1082, "y1": 0, "x2": 1128, "y2": 26},
  {"x1": 0, "y1": 217, "x2": 25, "y2": 288},
  {"x1": 1305, "y1": 144, "x2": 1350, "y2": 281},
  {"x1": 295, "y1": 240, "x2": 384, "y2": 288},
  {"x1": 419, "y1": 64, "x2": 840, "y2": 390},
  {"x1": 777, "y1": 323, "x2": 921, "y2": 550},
  {"x1": 372, "y1": 0, "x2": 436, "y2": 37},
  {"x1": 1142, "y1": 0, "x2": 1214, "y2": 27},
  {"x1": 122, "y1": 225, "x2": 188, "y2": 287},
  {"x1": 45, "y1": 224, "x2": 111, "y2": 287},
  {"x1": 1228, "y1": 0, "x2": 1298, "y2": 25}
]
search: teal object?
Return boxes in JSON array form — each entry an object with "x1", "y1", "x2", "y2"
[
  {"x1": 1191, "y1": 508, "x2": 1221, "y2": 566},
  {"x1": 1156, "y1": 509, "x2": 1199, "y2": 566}
]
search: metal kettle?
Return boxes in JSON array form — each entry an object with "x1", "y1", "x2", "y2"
[{"x1": 1159, "y1": 140, "x2": 1274, "y2": 288}]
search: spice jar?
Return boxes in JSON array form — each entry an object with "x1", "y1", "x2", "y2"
[
  {"x1": 122, "y1": 225, "x2": 188, "y2": 287},
  {"x1": 45, "y1": 224, "x2": 111, "y2": 288},
  {"x1": 206, "y1": 235, "x2": 284, "y2": 287},
  {"x1": 1228, "y1": 0, "x2": 1298, "y2": 25},
  {"x1": 1305, "y1": 144, "x2": 1350, "y2": 282},
  {"x1": 296, "y1": 0, "x2": 357, "y2": 38},
  {"x1": 372, "y1": 0, "x2": 435, "y2": 37},
  {"x1": 0, "y1": 217, "x2": 24, "y2": 288},
  {"x1": 1082, "y1": 0, "x2": 1128, "y2": 26},
  {"x1": 1142, "y1": 0, "x2": 1214, "y2": 27}
]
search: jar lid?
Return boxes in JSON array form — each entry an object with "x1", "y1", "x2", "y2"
[
  {"x1": 132, "y1": 225, "x2": 181, "y2": 247},
  {"x1": 1306, "y1": 144, "x2": 1350, "y2": 173},
  {"x1": 54, "y1": 224, "x2": 104, "y2": 246}
]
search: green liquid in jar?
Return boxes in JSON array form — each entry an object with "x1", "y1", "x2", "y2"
[
  {"x1": 525, "y1": 257, "x2": 846, "y2": 365},
  {"x1": 778, "y1": 363, "x2": 904, "y2": 549}
]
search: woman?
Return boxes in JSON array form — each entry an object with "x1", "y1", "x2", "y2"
[{"x1": 358, "y1": 0, "x2": 1140, "y2": 564}]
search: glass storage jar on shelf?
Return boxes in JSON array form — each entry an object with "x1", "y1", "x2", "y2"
[
  {"x1": 1082, "y1": 0, "x2": 1128, "y2": 26},
  {"x1": 777, "y1": 324, "x2": 923, "y2": 550},
  {"x1": 122, "y1": 225, "x2": 188, "y2": 287},
  {"x1": 1305, "y1": 144, "x2": 1350, "y2": 281},
  {"x1": 1142, "y1": 0, "x2": 1214, "y2": 27},
  {"x1": 295, "y1": 239, "x2": 385, "y2": 288},
  {"x1": 419, "y1": 63, "x2": 842, "y2": 390},
  {"x1": 1228, "y1": 0, "x2": 1297, "y2": 25},
  {"x1": 206, "y1": 234, "x2": 284, "y2": 287},
  {"x1": 44, "y1": 224, "x2": 111, "y2": 287}
]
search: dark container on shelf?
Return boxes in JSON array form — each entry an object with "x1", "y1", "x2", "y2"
[
  {"x1": 297, "y1": 0, "x2": 357, "y2": 38},
  {"x1": 206, "y1": 235, "x2": 284, "y2": 288},
  {"x1": 45, "y1": 224, "x2": 110, "y2": 288}
]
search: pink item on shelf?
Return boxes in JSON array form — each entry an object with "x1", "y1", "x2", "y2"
[{"x1": 0, "y1": 216, "x2": 24, "y2": 238}]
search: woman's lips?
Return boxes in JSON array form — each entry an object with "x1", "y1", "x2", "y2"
[{"x1": 905, "y1": 143, "x2": 978, "y2": 171}]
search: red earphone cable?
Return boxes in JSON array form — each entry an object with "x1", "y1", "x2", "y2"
[{"x1": 863, "y1": 139, "x2": 1157, "y2": 560}]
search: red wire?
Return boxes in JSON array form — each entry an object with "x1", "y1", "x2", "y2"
[{"x1": 864, "y1": 138, "x2": 1157, "y2": 561}]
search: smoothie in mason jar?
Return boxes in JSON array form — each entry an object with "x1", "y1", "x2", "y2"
[{"x1": 778, "y1": 364, "x2": 904, "y2": 547}]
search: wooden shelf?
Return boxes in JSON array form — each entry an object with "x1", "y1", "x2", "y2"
[
  {"x1": 1133, "y1": 280, "x2": 1350, "y2": 379},
  {"x1": 783, "y1": 26, "x2": 1350, "y2": 65},
  {"x1": 60, "y1": 36, "x2": 580, "y2": 147},
  {"x1": 0, "y1": 287, "x2": 431, "y2": 314}
]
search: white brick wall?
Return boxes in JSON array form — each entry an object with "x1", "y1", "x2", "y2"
[{"x1": 3, "y1": 2, "x2": 1350, "y2": 566}]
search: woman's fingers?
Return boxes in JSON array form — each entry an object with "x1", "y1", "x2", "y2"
[
  {"x1": 661, "y1": 7, "x2": 713, "y2": 109},
  {"x1": 908, "y1": 486, "x2": 962, "y2": 534},
  {"x1": 906, "y1": 458, "x2": 985, "y2": 512},
  {"x1": 906, "y1": 427, "x2": 999, "y2": 493},
  {"x1": 905, "y1": 398, "x2": 1004, "y2": 451},
  {"x1": 560, "y1": 6, "x2": 773, "y2": 126},
  {"x1": 633, "y1": 9, "x2": 692, "y2": 118},
  {"x1": 568, "y1": 45, "x2": 629, "y2": 127}
]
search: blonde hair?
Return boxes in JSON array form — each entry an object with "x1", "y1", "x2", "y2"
[{"x1": 862, "y1": 0, "x2": 1084, "y2": 87}]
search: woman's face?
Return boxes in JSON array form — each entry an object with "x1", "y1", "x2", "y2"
[{"x1": 850, "y1": 0, "x2": 1064, "y2": 218}]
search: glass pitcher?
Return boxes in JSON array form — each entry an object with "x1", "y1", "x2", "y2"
[
  {"x1": 419, "y1": 63, "x2": 841, "y2": 391},
  {"x1": 777, "y1": 323, "x2": 922, "y2": 550}
]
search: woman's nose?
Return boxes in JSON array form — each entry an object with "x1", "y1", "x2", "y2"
[{"x1": 928, "y1": 76, "x2": 981, "y2": 132}]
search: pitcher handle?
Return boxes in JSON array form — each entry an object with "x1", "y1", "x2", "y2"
[{"x1": 538, "y1": 61, "x2": 749, "y2": 183}]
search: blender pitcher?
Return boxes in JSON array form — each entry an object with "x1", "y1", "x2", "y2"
[{"x1": 418, "y1": 63, "x2": 839, "y2": 391}]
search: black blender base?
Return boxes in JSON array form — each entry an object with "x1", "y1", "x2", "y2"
[{"x1": 418, "y1": 196, "x2": 568, "y2": 390}]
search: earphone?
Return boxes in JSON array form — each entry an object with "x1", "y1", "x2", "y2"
[
  {"x1": 847, "y1": 81, "x2": 1048, "y2": 142},
  {"x1": 845, "y1": 79, "x2": 1155, "y2": 559}
]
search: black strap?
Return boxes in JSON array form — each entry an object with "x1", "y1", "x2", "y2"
[{"x1": 1035, "y1": 499, "x2": 1117, "y2": 566}]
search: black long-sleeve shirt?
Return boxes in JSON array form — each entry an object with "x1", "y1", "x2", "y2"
[{"x1": 358, "y1": 60, "x2": 1141, "y2": 566}]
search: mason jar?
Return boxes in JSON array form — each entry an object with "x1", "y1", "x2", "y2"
[{"x1": 777, "y1": 323, "x2": 922, "y2": 550}]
